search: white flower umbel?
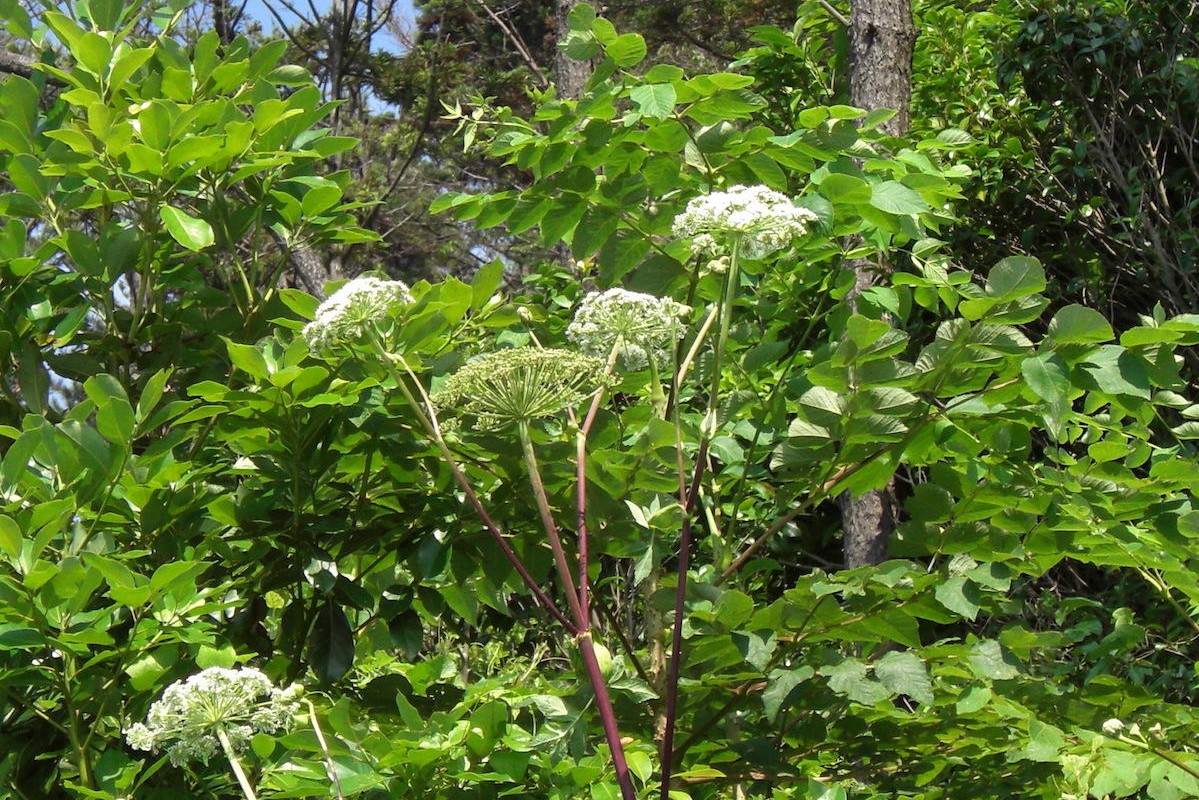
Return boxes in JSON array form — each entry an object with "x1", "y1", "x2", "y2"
[
  {"x1": 302, "y1": 275, "x2": 413, "y2": 350},
  {"x1": 672, "y1": 184, "x2": 817, "y2": 258},
  {"x1": 125, "y1": 667, "x2": 303, "y2": 767},
  {"x1": 566, "y1": 288, "x2": 691, "y2": 371}
]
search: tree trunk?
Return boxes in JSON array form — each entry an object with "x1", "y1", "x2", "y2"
[
  {"x1": 554, "y1": 0, "x2": 593, "y2": 101},
  {"x1": 849, "y1": 0, "x2": 917, "y2": 137},
  {"x1": 840, "y1": 0, "x2": 916, "y2": 568}
]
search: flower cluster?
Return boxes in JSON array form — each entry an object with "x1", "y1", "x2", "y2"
[
  {"x1": 125, "y1": 667, "x2": 303, "y2": 766},
  {"x1": 566, "y1": 288, "x2": 690, "y2": 371},
  {"x1": 302, "y1": 275, "x2": 413, "y2": 351},
  {"x1": 432, "y1": 348, "x2": 612, "y2": 431},
  {"x1": 672, "y1": 184, "x2": 818, "y2": 258}
]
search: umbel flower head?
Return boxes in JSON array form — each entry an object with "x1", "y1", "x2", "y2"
[
  {"x1": 302, "y1": 275, "x2": 413, "y2": 350},
  {"x1": 433, "y1": 347, "x2": 612, "y2": 431},
  {"x1": 672, "y1": 184, "x2": 818, "y2": 258},
  {"x1": 125, "y1": 667, "x2": 303, "y2": 766},
  {"x1": 566, "y1": 288, "x2": 691, "y2": 371}
]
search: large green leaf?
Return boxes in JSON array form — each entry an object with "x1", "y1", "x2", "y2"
[
  {"x1": 629, "y1": 83, "x2": 676, "y2": 119},
  {"x1": 1047, "y1": 304, "x2": 1115, "y2": 344},
  {"x1": 308, "y1": 600, "x2": 354, "y2": 683},
  {"x1": 874, "y1": 650, "x2": 934, "y2": 704},
  {"x1": 159, "y1": 206, "x2": 214, "y2": 251}
]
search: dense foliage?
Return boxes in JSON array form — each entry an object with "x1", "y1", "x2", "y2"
[{"x1": 3, "y1": 1, "x2": 1199, "y2": 799}]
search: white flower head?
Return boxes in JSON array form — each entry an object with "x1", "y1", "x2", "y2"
[
  {"x1": 566, "y1": 288, "x2": 690, "y2": 371},
  {"x1": 672, "y1": 185, "x2": 817, "y2": 259},
  {"x1": 302, "y1": 275, "x2": 413, "y2": 351},
  {"x1": 125, "y1": 667, "x2": 304, "y2": 766},
  {"x1": 1102, "y1": 718, "x2": 1124, "y2": 736}
]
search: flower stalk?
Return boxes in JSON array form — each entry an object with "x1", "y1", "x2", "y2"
[{"x1": 216, "y1": 726, "x2": 259, "y2": 800}]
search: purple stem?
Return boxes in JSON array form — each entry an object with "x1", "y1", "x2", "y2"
[
  {"x1": 578, "y1": 631, "x2": 638, "y2": 800},
  {"x1": 658, "y1": 439, "x2": 709, "y2": 800}
]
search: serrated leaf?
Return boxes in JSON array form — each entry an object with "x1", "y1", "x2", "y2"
[
  {"x1": 968, "y1": 639, "x2": 1019, "y2": 680},
  {"x1": 874, "y1": 650, "x2": 934, "y2": 704},
  {"x1": 821, "y1": 659, "x2": 888, "y2": 705},
  {"x1": 762, "y1": 666, "x2": 814, "y2": 721},
  {"x1": 935, "y1": 576, "x2": 980, "y2": 620}
]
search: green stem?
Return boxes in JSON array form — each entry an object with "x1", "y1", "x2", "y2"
[
  {"x1": 216, "y1": 726, "x2": 258, "y2": 800},
  {"x1": 306, "y1": 699, "x2": 345, "y2": 799}
]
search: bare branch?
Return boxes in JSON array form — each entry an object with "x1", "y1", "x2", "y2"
[{"x1": 474, "y1": 0, "x2": 548, "y2": 88}]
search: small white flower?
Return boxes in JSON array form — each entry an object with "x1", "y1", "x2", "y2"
[
  {"x1": 125, "y1": 667, "x2": 303, "y2": 766},
  {"x1": 1102, "y1": 718, "x2": 1124, "y2": 736},
  {"x1": 302, "y1": 275, "x2": 413, "y2": 351},
  {"x1": 565, "y1": 288, "x2": 690, "y2": 371},
  {"x1": 672, "y1": 185, "x2": 817, "y2": 258}
]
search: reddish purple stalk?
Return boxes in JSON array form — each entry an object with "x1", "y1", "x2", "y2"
[{"x1": 658, "y1": 439, "x2": 708, "y2": 800}]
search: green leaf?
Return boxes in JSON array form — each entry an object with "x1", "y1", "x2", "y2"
[
  {"x1": 159, "y1": 206, "x2": 215, "y2": 251},
  {"x1": 75, "y1": 32, "x2": 113, "y2": 76},
  {"x1": 566, "y1": 3, "x2": 596, "y2": 31},
  {"x1": 1079, "y1": 345, "x2": 1150, "y2": 399},
  {"x1": 308, "y1": 600, "x2": 354, "y2": 683},
  {"x1": 136, "y1": 368, "x2": 173, "y2": 424},
  {"x1": 968, "y1": 639, "x2": 1019, "y2": 680},
  {"x1": 1021, "y1": 352, "x2": 1069, "y2": 403},
  {"x1": 819, "y1": 173, "x2": 871, "y2": 204},
  {"x1": 821, "y1": 658, "x2": 888, "y2": 705},
  {"x1": 606, "y1": 33, "x2": 647, "y2": 66},
  {"x1": 0, "y1": 515, "x2": 20, "y2": 561},
  {"x1": 1047, "y1": 304, "x2": 1115, "y2": 344},
  {"x1": 224, "y1": 339, "x2": 269, "y2": 380},
  {"x1": 955, "y1": 685, "x2": 991, "y2": 714},
  {"x1": 629, "y1": 83, "x2": 676, "y2": 119},
  {"x1": 869, "y1": 181, "x2": 929, "y2": 214},
  {"x1": 986, "y1": 256, "x2": 1046, "y2": 299},
  {"x1": 935, "y1": 576, "x2": 980, "y2": 620},
  {"x1": 471, "y1": 259, "x2": 505, "y2": 309},
  {"x1": 762, "y1": 666, "x2": 814, "y2": 722},
  {"x1": 83, "y1": 374, "x2": 135, "y2": 444},
  {"x1": 874, "y1": 650, "x2": 934, "y2": 704}
]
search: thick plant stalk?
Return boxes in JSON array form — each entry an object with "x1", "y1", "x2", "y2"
[
  {"x1": 216, "y1": 727, "x2": 259, "y2": 800},
  {"x1": 518, "y1": 421, "x2": 585, "y2": 626},
  {"x1": 657, "y1": 440, "x2": 708, "y2": 800},
  {"x1": 523, "y1": 412, "x2": 637, "y2": 800},
  {"x1": 368, "y1": 332, "x2": 576, "y2": 632},
  {"x1": 660, "y1": 242, "x2": 740, "y2": 798},
  {"x1": 577, "y1": 631, "x2": 637, "y2": 800}
]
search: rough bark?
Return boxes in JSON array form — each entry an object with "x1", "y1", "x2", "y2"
[
  {"x1": 840, "y1": 0, "x2": 916, "y2": 568},
  {"x1": 848, "y1": 0, "x2": 918, "y2": 137},
  {"x1": 553, "y1": 0, "x2": 593, "y2": 101},
  {"x1": 0, "y1": 50, "x2": 35, "y2": 79},
  {"x1": 551, "y1": 0, "x2": 594, "y2": 269}
]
